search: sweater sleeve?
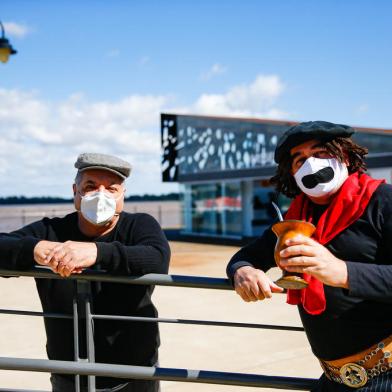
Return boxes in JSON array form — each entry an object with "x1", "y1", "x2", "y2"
[
  {"x1": 347, "y1": 184, "x2": 392, "y2": 302},
  {"x1": 226, "y1": 226, "x2": 277, "y2": 283},
  {"x1": 95, "y1": 213, "x2": 170, "y2": 275},
  {"x1": 0, "y1": 221, "x2": 45, "y2": 270},
  {"x1": 346, "y1": 262, "x2": 392, "y2": 302}
]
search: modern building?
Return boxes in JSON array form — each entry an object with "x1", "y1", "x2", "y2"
[{"x1": 161, "y1": 113, "x2": 392, "y2": 240}]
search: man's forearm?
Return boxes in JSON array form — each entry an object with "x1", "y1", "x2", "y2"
[
  {"x1": 0, "y1": 234, "x2": 40, "y2": 270},
  {"x1": 96, "y1": 241, "x2": 170, "y2": 275}
]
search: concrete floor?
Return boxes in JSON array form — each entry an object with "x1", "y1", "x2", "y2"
[{"x1": 0, "y1": 242, "x2": 322, "y2": 391}]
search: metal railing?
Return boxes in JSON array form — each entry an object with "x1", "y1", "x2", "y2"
[{"x1": 0, "y1": 267, "x2": 318, "y2": 391}]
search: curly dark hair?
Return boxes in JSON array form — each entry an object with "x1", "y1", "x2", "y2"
[{"x1": 270, "y1": 137, "x2": 368, "y2": 198}]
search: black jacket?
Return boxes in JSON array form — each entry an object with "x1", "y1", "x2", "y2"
[
  {"x1": 0, "y1": 211, "x2": 170, "y2": 388},
  {"x1": 227, "y1": 183, "x2": 392, "y2": 361}
]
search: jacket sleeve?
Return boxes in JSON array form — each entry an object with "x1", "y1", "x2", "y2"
[
  {"x1": 95, "y1": 214, "x2": 170, "y2": 275},
  {"x1": 0, "y1": 221, "x2": 44, "y2": 270},
  {"x1": 347, "y1": 262, "x2": 392, "y2": 302},
  {"x1": 226, "y1": 226, "x2": 277, "y2": 283},
  {"x1": 346, "y1": 184, "x2": 392, "y2": 302}
]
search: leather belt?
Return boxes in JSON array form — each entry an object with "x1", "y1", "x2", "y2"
[{"x1": 319, "y1": 334, "x2": 392, "y2": 388}]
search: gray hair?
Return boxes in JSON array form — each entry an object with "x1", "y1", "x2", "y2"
[
  {"x1": 74, "y1": 170, "x2": 125, "y2": 187},
  {"x1": 74, "y1": 171, "x2": 83, "y2": 186}
]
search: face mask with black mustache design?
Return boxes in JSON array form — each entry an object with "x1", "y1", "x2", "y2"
[{"x1": 293, "y1": 156, "x2": 348, "y2": 198}]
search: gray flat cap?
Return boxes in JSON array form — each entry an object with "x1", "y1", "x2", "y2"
[
  {"x1": 75, "y1": 153, "x2": 132, "y2": 179},
  {"x1": 274, "y1": 121, "x2": 355, "y2": 163}
]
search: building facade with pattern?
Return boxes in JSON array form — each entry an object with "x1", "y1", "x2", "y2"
[{"x1": 161, "y1": 113, "x2": 392, "y2": 239}]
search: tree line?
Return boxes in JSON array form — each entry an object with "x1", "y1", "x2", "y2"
[{"x1": 0, "y1": 193, "x2": 180, "y2": 205}]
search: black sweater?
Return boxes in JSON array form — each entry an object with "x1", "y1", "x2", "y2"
[
  {"x1": 0, "y1": 211, "x2": 170, "y2": 387},
  {"x1": 227, "y1": 183, "x2": 392, "y2": 361}
]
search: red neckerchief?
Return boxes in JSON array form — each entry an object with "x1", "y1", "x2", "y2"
[{"x1": 284, "y1": 172, "x2": 384, "y2": 315}]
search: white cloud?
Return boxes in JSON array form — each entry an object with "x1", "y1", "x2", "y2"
[
  {"x1": 0, "y1": 73, "x2": 287, "y2": 197},
  {"x1": 200, "y1": 63, "x2": 227, "y2": 81},
  {"x1": 191, "y1": 74, "x2": 287, "y2": 118},
  {"x1": 0, "y1": 89, "x2": 174, "y2": 197},
  {"x1": 2, "y1": 22, "x2": 30, "y2": 38}
]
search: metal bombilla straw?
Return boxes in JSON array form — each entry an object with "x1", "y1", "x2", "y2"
[
  {"x1": 270, "y1": 201, "x2": 315, "y2": 289},
  {"x1": 271, "y1": 201, "x2": 284, "y2": 222}
]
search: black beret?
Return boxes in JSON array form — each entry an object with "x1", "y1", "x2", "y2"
[
  {"x1": 75, "y1": 153, "x2": 132, "y2": 179},
  {"x1": 274, "y1": 120, "x2": 355, "y2": 163}
]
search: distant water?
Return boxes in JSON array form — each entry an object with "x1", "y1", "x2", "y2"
[{"x1": 0, "y1": 201, "x2": 182, "y2": 232}]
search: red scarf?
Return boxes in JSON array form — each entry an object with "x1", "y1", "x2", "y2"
[{"x1": 284, "y1": 172, "x2": 384, "y2": 315}]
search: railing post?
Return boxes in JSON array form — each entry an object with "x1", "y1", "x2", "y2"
[
  {"x1": 73, "y1": 289, "x2": 81, "y2": 392},
  {"x1": 75, "y1": 281, "x2": 96, "y2": 392},
  {"x1": 86, "y1": 289, "x2": 95, "y2": 392}
]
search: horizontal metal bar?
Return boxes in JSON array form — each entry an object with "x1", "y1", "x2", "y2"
[
  {"x1": 0, "y1": 389, "x2": 47, "y2": 392},
  {"x1": 0, "y1": 308, "x2": 303, "y2": 332},
  {"x1": 93, "y1": 314, "x2": 304, "y2": 332},
  {"x1": 0, "y1": 308, "x2": 72, "y2": 319},
  {"x1": 0, "y1": 268, "x2": 234, "y2": 290},
  {"x1": 0, "y1": 389, "x2": 48, "y2": 392},
  {"x1": 0, "y1": 357, "x2": 317, "y2": 390}
]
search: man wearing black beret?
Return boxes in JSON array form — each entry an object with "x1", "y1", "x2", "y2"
[
  {"x1": 0, "y1": 153, "x2": 170, "y2": 391},
  {"x1": 227, "y1": 121, "x2": 392, "y2": 390}
]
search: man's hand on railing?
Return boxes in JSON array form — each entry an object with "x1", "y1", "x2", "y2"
[
  {"x1": 45, "y1": 241, "x2": 98, "y2": 277},
  {"x1": 234, "y1": 266, "x2": 283, "y2": 302},
  {"x1": 33, "y1": 240, "x2": 61, "y2": 267},
  {"x1": 33, "y1": 240, "x2": 97, "y2": 277}
]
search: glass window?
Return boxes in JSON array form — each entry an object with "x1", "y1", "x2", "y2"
[
  {"x1": 352, "y1": 132, "x2": 392, "y2": 154},
  {"x1": 252, "y1": 180, "x2": 290, "y2": 236},
  {"x1": 223, "y1": 182, "x2": 243, "y2": 236},
  {"x1": 186, "y1": 182, "x2": 242, "y2": 236}
]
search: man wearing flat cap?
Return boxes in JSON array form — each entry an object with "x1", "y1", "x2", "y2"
[
  {"x1": 0, "y1": 153, "x2": 170, "y2": 391},
  {"x1": 227, "y1": 121, "x2": 392, "y2": 391}
]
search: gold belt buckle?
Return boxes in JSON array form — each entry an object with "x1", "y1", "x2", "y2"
[{"x1": 340, "y1": 363, "x2": 368, "y2": 388}]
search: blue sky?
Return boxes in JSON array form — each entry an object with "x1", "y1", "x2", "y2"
[{"x1": 0, "y1": 0, "x2": 391, "y2": 197}]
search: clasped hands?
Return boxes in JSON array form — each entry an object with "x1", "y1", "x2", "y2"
[
  {"x1": 234, "y1": 235, "x2": 349, "y2": 302},
  {"x1": 34, "y1": 240, "x2": 97, "y2": 277}
]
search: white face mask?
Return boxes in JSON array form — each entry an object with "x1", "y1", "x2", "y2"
[
  {"x1": 294, "y1": 156, "x2": 348, "y2": 198},
  {"x1": 80, "y1": 191, "x2": 120, "y2": 226}
]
